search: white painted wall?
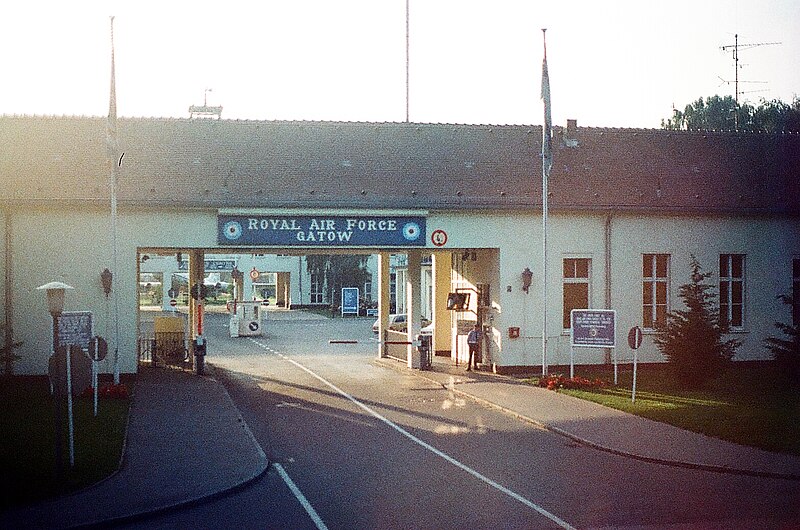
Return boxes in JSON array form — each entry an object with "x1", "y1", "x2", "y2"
[{"x1": 5, "y1": 206, "x2": 798, "y2": 374}]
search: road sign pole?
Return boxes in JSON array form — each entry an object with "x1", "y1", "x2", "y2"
[
  {"x1": 627, "y1": 326, "x2": 642, "y2": 403},
  {"x1": 632, "y1": 347, "x2": 638, "y2": 403},
  {"x1": 66, "y1": 345, "x2": 75, "y2": 467},
  {"x1": 569, "y1": 344, "x2": 574, "y2": 379}
]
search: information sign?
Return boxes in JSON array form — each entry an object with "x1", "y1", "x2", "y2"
[
  {"x1": 341, "y1": 288, "x2": 359, "y2": 316},
  {"x1": 57, "y1": 311, "x2": 93, "y2": 351},
  {"x1": 570, "y1": 309, "x2": 616, "y2": 348}
]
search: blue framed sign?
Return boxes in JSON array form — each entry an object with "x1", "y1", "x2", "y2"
[
  {"x1": 570, "y1": 309, "x2": 616, "y2": 348},
  {"x1": 341, "y1": 287, "x2": 359, "y2": 316},
  {"x1": 218, "y1": 215, "x2": 426, "y2": 247}
]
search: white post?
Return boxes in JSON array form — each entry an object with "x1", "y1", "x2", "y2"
[
  {"x1": 632, "y1": 348, "x2": 638, "y2": 403},
  {"x1": 407, "y1": 251, "x2": 422, "y2": 369},
  {"x1": 570, "y1": 345, "x2": 574, "y2": 379},
  {"x1": 93, "y1": 358, "x2": 98, "y2": 417},
  {"x1": 66, "y1": 346, "x2": 75, "y2": 467},
  {"x1": 613, "y1": 347, "x2": 618, "y2": 386}
]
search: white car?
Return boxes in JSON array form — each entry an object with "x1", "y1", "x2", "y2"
[
  {"x1": 372, "y1": 314, "x2": 432, "y2": 334},
  {"x1": 372, "y1": 314, "x2": 407, "y2": 334}
]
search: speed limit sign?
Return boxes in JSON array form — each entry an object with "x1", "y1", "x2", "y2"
[{"x1": 431, "y1": 229, "x2": 448, "y2": 247}]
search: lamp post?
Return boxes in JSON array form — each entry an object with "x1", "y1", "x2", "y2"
[
  {"x1": 36, "y1": 281, "x2": 74, "y2": 482},
  {"x1": 37, "y1": 281, "x2": 74, "y2": 352}
]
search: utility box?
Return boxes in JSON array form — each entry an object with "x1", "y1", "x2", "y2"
[{"x1": 228, "y1": 301, "x2": 266, "y2": 337}]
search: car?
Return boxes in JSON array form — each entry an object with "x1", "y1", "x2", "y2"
[
  {"x1": 372, "y1": 314, "x2": 432, "y2": 334},
  {"x1": 372, "y1": 314, "x2": 407, "y2": 334}
]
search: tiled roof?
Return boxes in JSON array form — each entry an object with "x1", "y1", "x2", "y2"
[{"x1": 1, "y1": 116, "x2": 798, "y2": 215}]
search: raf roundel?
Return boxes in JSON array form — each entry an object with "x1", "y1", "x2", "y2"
[
  {"x1": 402, "y1": 222, "x2": 421, "y2": 241},
  {"x1": 223, "y1": 220, "x2": 243, "y2": 241}
]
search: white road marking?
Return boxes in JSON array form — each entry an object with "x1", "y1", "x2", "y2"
[
  {"x1": 274, "y1": 462, "x2": 329, "y2": 530},
  {"x1": 249, "y1": 338, "x2": 576, "y2": 530}
]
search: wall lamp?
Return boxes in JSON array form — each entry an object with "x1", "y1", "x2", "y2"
[
  {"x1": 100, "y1": 268, "x2": 113, "y2": 297},
  {"x1": 521, "y1": 267, "x2": 533, "y2": 294}
]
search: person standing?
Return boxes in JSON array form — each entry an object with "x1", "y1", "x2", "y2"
[{"x1": 466, "y1": 323, "x2": 481, "y2": 371}]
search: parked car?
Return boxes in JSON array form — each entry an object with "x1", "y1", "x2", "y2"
[
  {"x1": 372, "y1": 314, "x2": 431, "y2": 334},
  {"x1": 372, "y1": 314, "x2": 407, "y2": 334}
]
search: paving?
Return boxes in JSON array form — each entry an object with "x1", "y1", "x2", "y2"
[
  {"x1": 0, "y1": 366, "x2": 268, "y2": 529},
  {"x1": 5, "y1": 345, "x2": 799, "y2": 528},
  {"x1": 376, "y1": 356, "x2": 800, "y2": 481}
]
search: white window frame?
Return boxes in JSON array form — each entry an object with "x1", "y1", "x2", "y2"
[
  {"x1": 642, "y1": 253, "x2": 670, "y2": 330},
  {"x1": 719, "y1": 254, "x2": 746, "y2": 330},
  {"x1": 562, "y1": 257, "x2": 592, "y2": 330},
  {"x1": 310, "y1": 272, "x2": 324, "y2": 304}
]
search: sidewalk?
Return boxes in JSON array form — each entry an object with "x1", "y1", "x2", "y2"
[
  {"x1": 0, "y1": 366, "x2": 269, "y2": 529},
  {"x1": 376, "y1": 356, "x2": 800, "y2": 481}
]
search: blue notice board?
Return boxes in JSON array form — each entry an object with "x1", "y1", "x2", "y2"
[
  {"x1": 341, "y1": 288, "x2": 359, "y2": 316},
  {"x1": 570, "y1": 309, "x2": 616, "y2": 348}
]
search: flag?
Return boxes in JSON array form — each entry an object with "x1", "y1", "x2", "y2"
[
  {"x1": 541, "y1": 32, "x2": 552, "y2": 172},
  {"x1": 107, "y1": 17, "x2": 118, "y2": 159}
]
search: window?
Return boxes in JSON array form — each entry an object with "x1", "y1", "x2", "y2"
[
  {"x1": 310, "y1": 273, "x2": 324, "y2": 304},
  {"x1": 793, "y1": 258, "x2": 800, "y2": 327},
  {"x1": 719, "y1": 254, "x2": 745, "y2": 329},
  {"x1": 642, "y1": 254, "x2": 670, "y2": 329},
  {"x1": 563, "y1": 258, "x2": 591, "y2": 329},
  {"x1": 364, "y1": 281, "x2": 372, "y2": 303}
]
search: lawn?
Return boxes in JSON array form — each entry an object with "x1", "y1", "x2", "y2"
[
  {"x1": 525, "y1": 363, "x2": 800, "y2": 456},
  {"x1": 0, "y1": 377, "x2": 132, "y2": 509}
]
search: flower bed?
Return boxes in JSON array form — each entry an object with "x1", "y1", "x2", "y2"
[{"x1": 538, "y1": 374, "x2": 608, "y2": 391}]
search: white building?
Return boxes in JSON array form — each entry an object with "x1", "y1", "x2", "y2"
[{"x1": 1, "y1": 116, "x2": 798, "y2": 375}]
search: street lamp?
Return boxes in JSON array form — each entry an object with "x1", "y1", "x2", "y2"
[
  {"x1": 36, "y1": 281, "x2": 74, "y2": 351},
  {"x1": 36, "y1": 281, "x2": 74, "y2": 480}
]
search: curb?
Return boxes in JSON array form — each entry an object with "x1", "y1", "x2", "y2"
[
  {"x1": 70, "y1": 369, "x2": 271, "y2": 529},
  {"x1": 374, "y1": 357, "x2": 800, "y2": 482}
]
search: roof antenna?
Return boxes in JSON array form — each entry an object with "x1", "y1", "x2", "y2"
[{"x1": 720, "y1": 34, "x2": 780, "y2": 129}]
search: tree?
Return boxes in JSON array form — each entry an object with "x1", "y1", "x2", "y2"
[
  {"x1": 653, "y1": 256, "x2": 739, "y2": 387},
  {"x1": 764, "y1": 292, "x2": 800, "y2": 385},
  {"x1": 662, "y1": 95, "x2": 800, "y2": 133},
  {"x1": 306, "y1": 255, "x2": 371, "y2": 312},
  {"x1": 0, "y1": 323, "x2": 22, "y2": 377}
]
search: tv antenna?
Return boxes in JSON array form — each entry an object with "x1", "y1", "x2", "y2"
[{"x1": 720, "y1": 34, "x2": 780, "y2": 106}]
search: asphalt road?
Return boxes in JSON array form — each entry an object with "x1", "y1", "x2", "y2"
[{"x1": 122, "y1": 310, "x2": 800, "y2": 529}]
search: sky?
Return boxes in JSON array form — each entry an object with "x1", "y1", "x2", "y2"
[{"x1": 0, "y1": 0, "x2": 797, "y2": 129}]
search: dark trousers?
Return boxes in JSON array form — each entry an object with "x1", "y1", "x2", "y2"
[{"x1": 467, "y1": 343, "x2": 478, "y2": 369}]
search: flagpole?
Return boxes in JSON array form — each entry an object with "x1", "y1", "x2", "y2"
[
  {"x1": 109, "y1": 16, "x2": 121, "y2": 384},
  {"x1": 540, "y1": 29, "x2": 552, "y2": 377}
]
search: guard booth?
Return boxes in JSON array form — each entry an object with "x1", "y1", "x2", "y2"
[
  {"x1": 152, "y1": 315, "x2": 188, "y2": 365},
  {"x1": 228, "y1": 300, "x2": 266, "y2": 337}
]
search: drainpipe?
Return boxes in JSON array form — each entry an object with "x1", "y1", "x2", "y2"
[
  {"x1": 3, "y1": 208, "x2": 14, "y2": 375},
  {"x1": 604, "y1": 211, "x2": 613, "y2": 364}
]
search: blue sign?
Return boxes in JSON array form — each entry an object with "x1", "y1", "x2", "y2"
[
  {"x1": 341, "y1": 287, "x2": 359, "y2": 316},
  {"x1": 218, "y1": 215, "x2": 426, "y2": 247},
  {"x1": 570, "y1": 309, "x2": 616, "y2": 348}
]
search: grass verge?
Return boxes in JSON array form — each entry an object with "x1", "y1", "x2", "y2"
[
  {"x1": 0, "y1": 377, "x2": 132, "y2": 509},
  {"x1": 525, "y1": 363, "x2": 800, "y2": 456}
]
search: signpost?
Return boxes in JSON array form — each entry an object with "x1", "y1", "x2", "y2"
[
  {"x1": 570, "y1": 309, "x2": 617, "y2": 381},
  {"x1": 57, "y1": 311, "x2": 93, "y2": 351},
  {"x1": 627, "y1": 326, "x2": 643, "y2": 403},
  {"x1": 89, "y1": 336, "x2": 108, "y2": 416},
  {"x1": 341, "y1": 287, "x2": 359, "y2": 317}
]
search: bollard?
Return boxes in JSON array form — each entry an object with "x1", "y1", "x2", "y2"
[{"x1": 194, "y1": 336, "x2": 207, "y2": 376}]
